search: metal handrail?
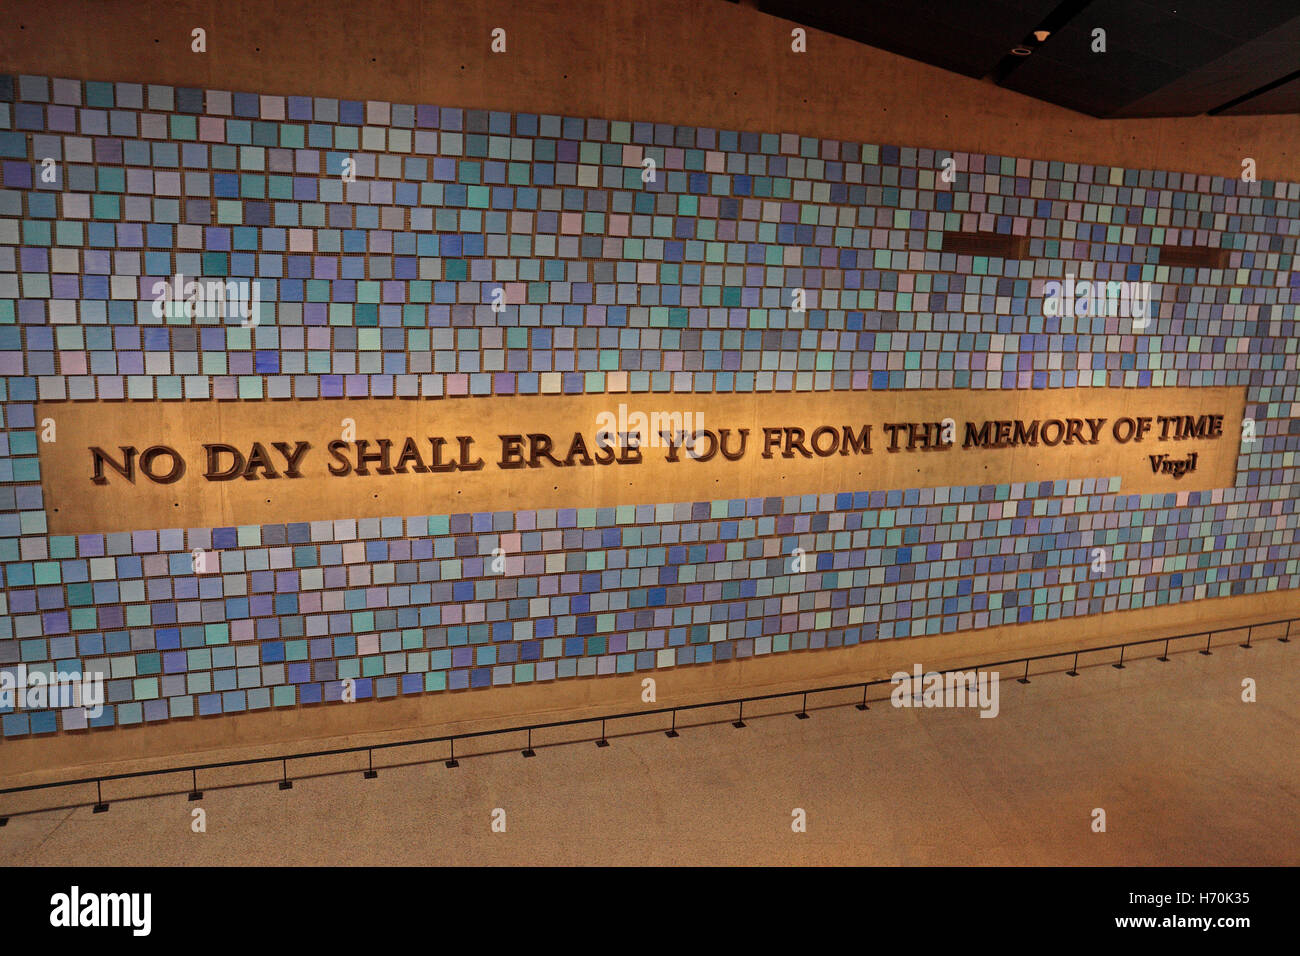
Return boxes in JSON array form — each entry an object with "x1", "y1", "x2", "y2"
[{"x1": 0, "y1": 614, "x2": 1292, "y2": 821}]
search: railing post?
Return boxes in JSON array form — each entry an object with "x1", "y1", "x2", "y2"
[
  {"x1": 1158, "y1": 638, "x2": 1170, "y2": 662},
  {"x1": 1280, "y1": 621, "x2": 1291, "y2": 644},
  {"x1": 1200, "y1": 631, "x2": 1213, "y2": 656},
  {"x1": 278, "y1": 758, "x2": 293, "y2": 791},
  {"x1": 856, "y1": 684, "x2": 869, "y2": 711},
  {"x1": 522, "y1": 727, "x2": 536, "y2": 758},
  {"x1": 596, "y1": 718, "x2": 610, "y2": 748},
  {"x1": 93, "y1": 779, "x2": 108, "y2": 813},
  {"x1": 1067, "y1": 651, "x2": 1079, "y2": 677},
  {"x1": 1112, "y1": 645, "x2": 1126, "y2": 670},
  {"x1": 364, "y1": 747, "x2": 378, "y2": 779},
  {"x1": 445, "y1": 737, "x2": 459, "y2": 769},
  {"x1": 665, "y1": 709, "x2": 679, "y2": 738},
  {"x1": 1240, "y1": 625, "x2": 1253, "y2": 650},
  {"x1": 733, "y1": 701, "x2": 746, "y2": 729},
  {"x1": 1018, "y1": 659, "x2": 1031, "y2": 684},
  {"x1": 188, "y1": 768, "x2": 203, "y2": 801},
  {"x1": 796, "y1": 691, "x2": 809, "y2": 720}
]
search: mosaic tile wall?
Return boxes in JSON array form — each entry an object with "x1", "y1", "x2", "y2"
[{"x1": 0, "y1": 71, "x2": 1297, "y2": 739}]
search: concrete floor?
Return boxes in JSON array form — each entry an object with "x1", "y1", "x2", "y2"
[{"x1": 0, "y1": 637, "x2": 1294, "y2": 866}]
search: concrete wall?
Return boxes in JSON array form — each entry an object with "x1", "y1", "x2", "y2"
[
  {"x1": 2, "y1": 0, "x2": 1297, "y2": 181},
  {"x1": 0, "y1": 0, "x2": 1296, "y2": 783}
]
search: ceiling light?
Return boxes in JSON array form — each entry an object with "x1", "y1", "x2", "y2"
[{"x1": 1033, "y1": 29, "x2": 1051, "y2": 42}]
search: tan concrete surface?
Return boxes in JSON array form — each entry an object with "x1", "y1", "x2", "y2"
[
  {"x1": 36, "y1": 387, "x2": 1247, "y2": 535},
  {"x1": 1, "y1": 636, "x2": 1293, "y2": 866}
]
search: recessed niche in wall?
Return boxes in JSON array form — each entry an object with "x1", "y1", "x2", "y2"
[
  {"x1": 939, "y1": 231, "x2": 1031, "y2": 259},
  {"x1": 1158, "y1": 244, "x2": 1231, "y2": 270}
]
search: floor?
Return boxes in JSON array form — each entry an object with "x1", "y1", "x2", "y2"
[{"x1": 1, "y1": 636, "x2": 1295, "y2": 866}]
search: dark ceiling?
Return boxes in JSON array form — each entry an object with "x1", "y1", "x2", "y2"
[{"x1": 746, "y1": 0, "x2": 1300, "y2": 117}]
